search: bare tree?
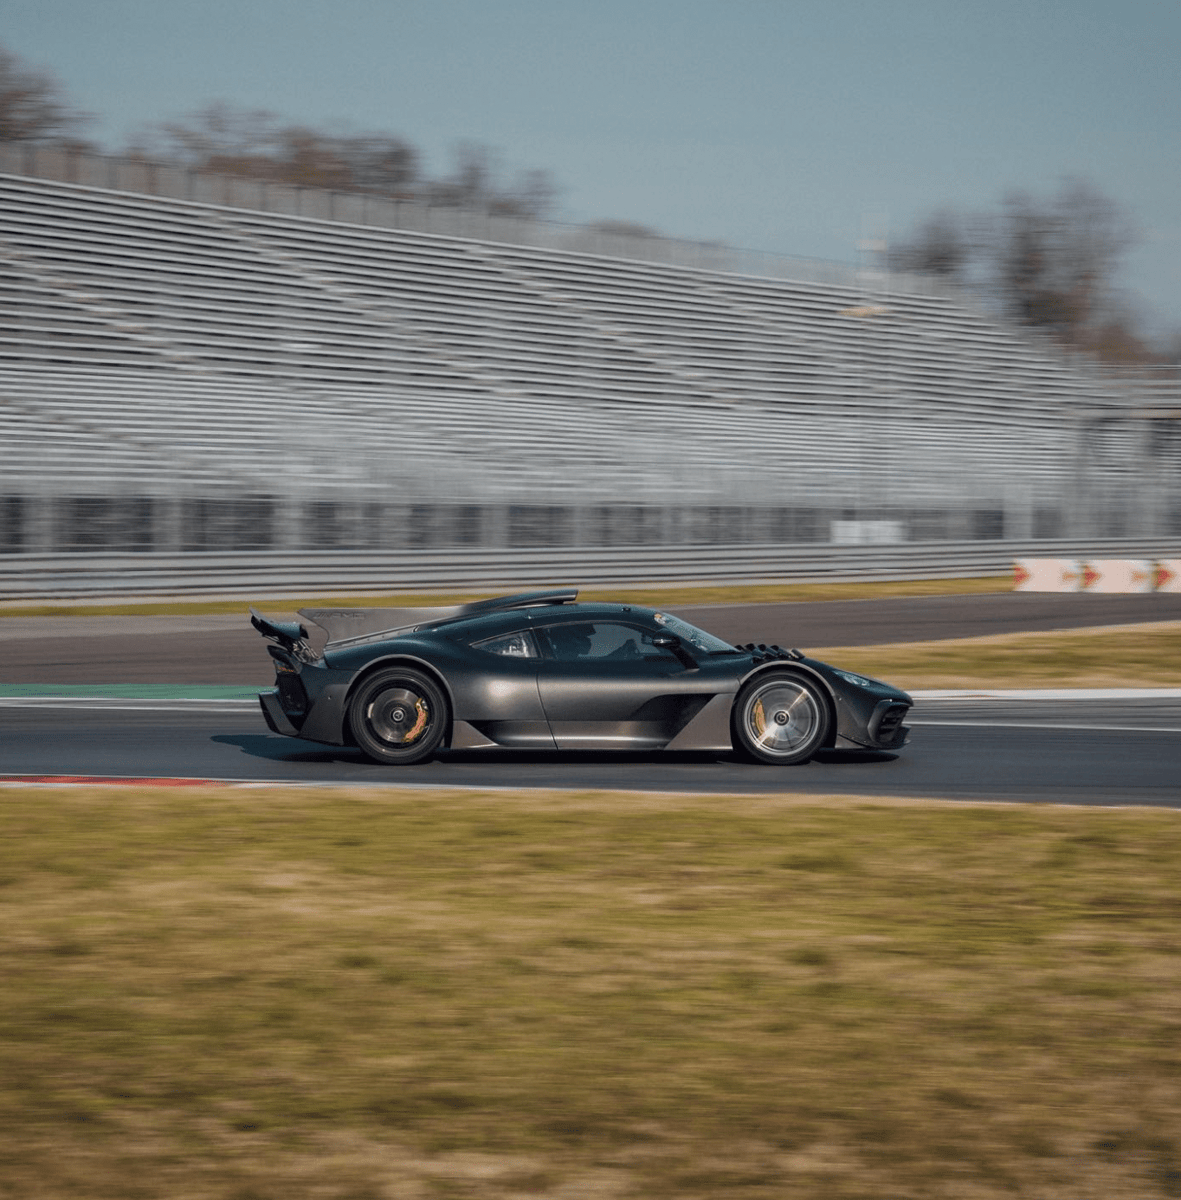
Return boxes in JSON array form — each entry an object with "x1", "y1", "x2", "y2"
[
  {"x1": 273, "y1": 125, "x2": 353, "y2": 190},
  {"x1": 1080, "y1": 315, "x2": 1163, "y2": 365},
  {"x1": 0, "y1": 42, "x2": 92, "y2": 144},
  {"x1": 887, "y1": 208, "x2": 973, "y2": 280},
  {"x1": 128, "y1": 99, "x2": 562, "y2": 218},
  {"x1": 585, "y1": 219, "x2": 660, "y2": 238},
  {"x1": 893, "y1": 179, "x2": 1141, "y2": 361},
  {"x1": 427, "y1": 141, "x2": 557, "y2": 218},
  {"x1": 500, "y1": 166, "x2": 558, "y2": 220},
  {"x1": 134, "y1": 102, "x2": 286, "y2": 175},
  {"x1": 130, "y1": 106, "x2": 559, "y2": 215},
  {"x1": 426, "y1": 141, "x2": 493, "y2": 208},
  {"x1": 990, "y1": 179, "x2": 1134, "y2": 344},
  {"x1": 131, "y1": 104, "x2": 420, "y2": 195},
  {"x1": 334, "y1": 133, "x2": 419, "y2": 196}
]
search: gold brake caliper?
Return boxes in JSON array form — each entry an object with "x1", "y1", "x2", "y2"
[{"x1": 403, "y1": 698, "x2": 429, "y2": 743}]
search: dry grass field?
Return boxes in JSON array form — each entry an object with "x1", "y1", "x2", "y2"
[
  {"x1": 811, "y1": 622, "x2": 1181, "y2": 690},
  {"x1": 3, "y1": 785, "x2": 1180, "y2": 1199}
]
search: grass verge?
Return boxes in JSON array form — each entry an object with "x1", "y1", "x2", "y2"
[
  {"x1": 0, "y1": 575, "x2": 1011, "y2": 618},
  {"x1": 809, "y1": 622, "x2": 1181, "y2": 690},
  {"x1": 3, "y1": 785, "x2": 1180, "y2": 1199}
]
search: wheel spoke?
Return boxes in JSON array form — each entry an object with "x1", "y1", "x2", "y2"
[{"x1": 745, "y1": 681, "x2": 821, "y2": 757}]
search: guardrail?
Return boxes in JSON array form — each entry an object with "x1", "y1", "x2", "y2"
[{"x1": 4, "y1": 540, "x2": 1181, "y2": 602}]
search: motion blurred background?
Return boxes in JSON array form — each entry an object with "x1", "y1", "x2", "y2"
[{"x1": 1, "y1": 0, "x2": 1178, "y2": 591}]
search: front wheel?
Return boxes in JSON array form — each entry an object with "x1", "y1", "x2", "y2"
[
  {"x1": 348, "y1": 668, "x2": 448, "y2": 765},
  {"x1": 733, "y1": 672, "x2": 830, "y2": 765}
]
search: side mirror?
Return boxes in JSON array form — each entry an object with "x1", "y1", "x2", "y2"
[{"x1": 652, "y1": 632, "x2": 696, "y2": 668}]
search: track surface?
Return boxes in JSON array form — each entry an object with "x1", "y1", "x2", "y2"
[
  {"x1": 4, "y1": 592, "x2": 1181, "y2": 685},
  {"x1": 3, "y1": 702, "x2": 1180, "y2": 805},
  {"x1": 3, "y1": 593, "x2": 1179, "y2": 804}
]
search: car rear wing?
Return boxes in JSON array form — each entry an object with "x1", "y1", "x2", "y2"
[{"x1": 249, "y1": 608, "x2": 315, "y2": 658}]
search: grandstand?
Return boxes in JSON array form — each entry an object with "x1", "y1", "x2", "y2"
[{"x1": 0, "y1": 157, "x2": 1174, "y2": 555}]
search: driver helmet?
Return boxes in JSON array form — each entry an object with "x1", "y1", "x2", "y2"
[{"x1": 549, "y1": 623, "x2": 594, "y2": 659}]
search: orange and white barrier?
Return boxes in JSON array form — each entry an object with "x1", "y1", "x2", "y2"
[
  {"x1": 1156, "y1": 560, "x2": 1181, "y2": 593},
  {"x1": 1013, "y1": 559, "x2": 1082, "y2": 592},
  {"x1": 1014, "y1": 558, "x2": 1180, "y2": 592},
  {"x1": 1080, "y1": 560, "x2": 1154, "y2": 594}
]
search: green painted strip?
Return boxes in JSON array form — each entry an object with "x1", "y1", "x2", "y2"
[{"x1": 0, "y1": 684, "x2": 259, "y2": 700}]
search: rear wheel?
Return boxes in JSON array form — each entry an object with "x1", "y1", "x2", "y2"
[
  {"x1": 349, "y1": 668, "x2": 448, "y2": 765},
  {"x1": 733, "y1": 672, "x2": 829, "y2": 765}
]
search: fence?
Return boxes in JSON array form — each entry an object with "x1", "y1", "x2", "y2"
[{"x1": 4, "y1": 539, "x2": 1181, "y2": 602}]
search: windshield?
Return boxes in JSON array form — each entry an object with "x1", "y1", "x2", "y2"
[{"x1": 652, "y1": 612, "x2": 736, "y2": 655}]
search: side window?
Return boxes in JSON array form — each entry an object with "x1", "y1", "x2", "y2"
[
  {"x1": 538, "y1": 622, "x2": 597, "y2": 661},
  {"x1": 472, "y1": 630, "x2": 538, "y2": 658},
  {"x1": 539, "y1": 622, "x2": 676, "y2": 662}
]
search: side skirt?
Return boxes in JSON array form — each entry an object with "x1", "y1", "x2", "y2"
[{"x1": 662, "y1": 693, "x2": 735, "y2": 752}]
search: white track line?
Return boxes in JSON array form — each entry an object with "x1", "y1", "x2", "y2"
[{"x1": 911, "y1": 719, "x2": 1181, "y2": 733}]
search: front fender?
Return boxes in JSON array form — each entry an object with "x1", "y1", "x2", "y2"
[
  {"x1": 738, "y1": 662, "x2": 840, "y2": 748},
  {"x1": 802, "y1": 658, "x2": 913, "y2": 750}
]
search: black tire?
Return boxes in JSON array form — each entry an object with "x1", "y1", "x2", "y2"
[
  {"x1": 348, "y1": 668, "x2": 448, "y2": 765},
  {"x1": 732, "y1": 672, "x2": 830, "y2": 765}
]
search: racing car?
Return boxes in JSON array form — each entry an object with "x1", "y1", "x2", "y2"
[{"x1": 250, "y1": 588, "x2": 911, "y2": 765}]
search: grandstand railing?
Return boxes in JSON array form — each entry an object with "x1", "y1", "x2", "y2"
[
  {"x1": 0, "y1": 141, "x2": 952, "y2": 295},
  {"x1": 4, "y1": 146, "x2": 1170, "y2": 407}
]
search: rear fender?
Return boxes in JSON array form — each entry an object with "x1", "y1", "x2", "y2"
[{"x1": 342, "y1": 655, "x2": 455, "y2": 748}]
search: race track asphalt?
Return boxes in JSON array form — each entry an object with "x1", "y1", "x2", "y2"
[
  {"x1": 4, "y1": 703, "x2": 1180, "y2": 806},
  {"x1": 3, "y1": 592, "x2": 1179, "y2": 805},
  {"x1": 4, "y1": 591, "x2": 1181, "y2": 686}
]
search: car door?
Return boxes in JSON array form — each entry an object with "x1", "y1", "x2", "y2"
[
  {"x1": 534, "y1": 618, "x2": 712, "y2": 750},
  {"x1": 458, "y1": 626, "x2": 556, "y2": 749}
]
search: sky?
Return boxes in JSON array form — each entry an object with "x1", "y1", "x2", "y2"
[{"x1": 5, "y1": 0, "x2": 1181, "y2": 340}]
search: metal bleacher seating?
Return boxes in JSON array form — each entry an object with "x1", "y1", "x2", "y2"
[{"x1": 0, "y1": 168, "x2": 1148, "y2": 551}]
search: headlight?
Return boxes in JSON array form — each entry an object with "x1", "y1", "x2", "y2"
[{"x1": 832, "y1": 668, "x2": 879, "y2": 689}]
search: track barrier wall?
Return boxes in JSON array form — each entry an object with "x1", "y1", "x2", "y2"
[
  {"x1": 4, "y1": 539, "x2": 1181, "y2": 602},
  {"x1": 1015, "y1": 557, "x2": 1179, "y2": 593},
  {"x1": 1153, "y1": 560, "x2": 1180, "y2": 593}
]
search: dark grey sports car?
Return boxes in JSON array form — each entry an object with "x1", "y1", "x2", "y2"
[{"x1": 251, "y1": 588, "x2": 911, "y2": 766}]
